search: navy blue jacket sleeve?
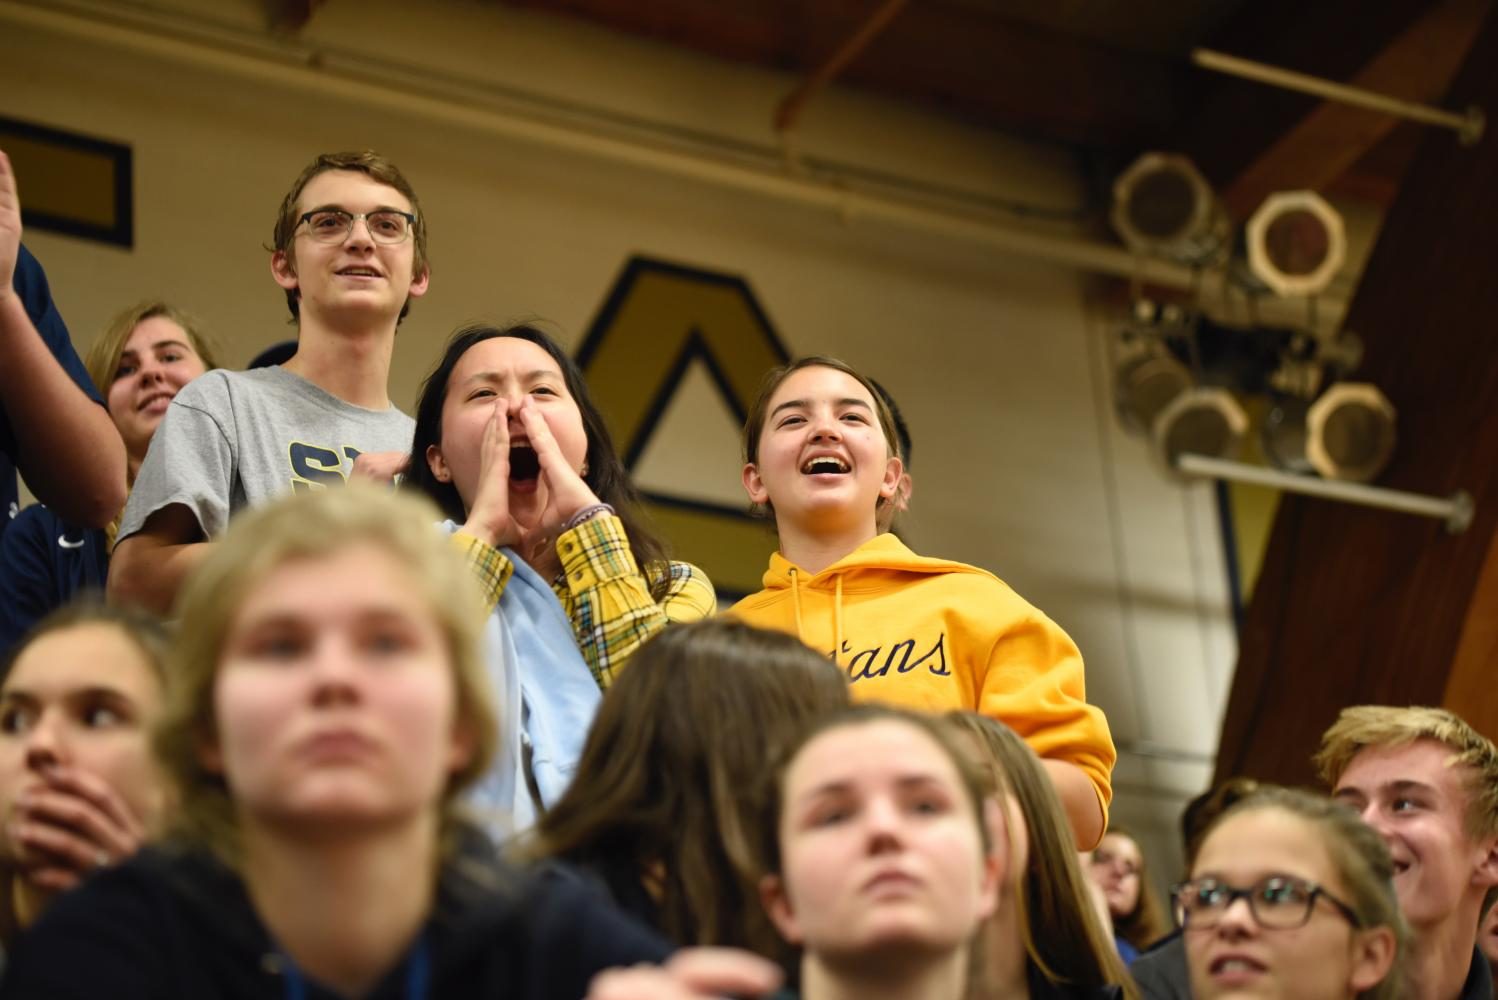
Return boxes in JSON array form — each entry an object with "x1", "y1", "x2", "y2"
[
  {"x1": 0, "y1": 505, "x2": 108, "y2": 654},
  {"x1": 12, "y1": 244, "x2": 100, "y2": 404},
  {"x1": 1, "y1": 245, "x2": 105, "y2": 540}
]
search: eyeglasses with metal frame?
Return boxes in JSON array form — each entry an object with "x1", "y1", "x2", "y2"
[
  {"x1": 1171, "y1": 875, "x2": 1363, "y2": 931},
  {"x1": 296, "y1": 209, "x2": 416, "y2": 245}
]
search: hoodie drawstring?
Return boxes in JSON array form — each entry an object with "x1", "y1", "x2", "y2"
[
  {"x1": 833, "y1": 574, "x2": 844, "y2": 665},
  {"x1": 789, "y1": 568, "x2": 805, "y2": 642},
  {"x1": 788, "y1": 567, "x2": 845, "y2": 665}
]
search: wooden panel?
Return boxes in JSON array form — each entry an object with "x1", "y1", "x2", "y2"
[
  {"x1": 1214, "y1": 4, "x2": 1498, "y2": 787},
  {"x1": 1444, "y1": 525, "x2": 1498, "y2": 739}
]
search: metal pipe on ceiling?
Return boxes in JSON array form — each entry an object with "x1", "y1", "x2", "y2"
[
  {"x1": 1192, "y1": 47, "x2": 1486, "y2": 145},
  {"x1": 1, "y1": 0, "x2": 1346, "y2": 328},
  {"x1": 1175, "y1": 453, "x2": 1474, "y2": 533}
]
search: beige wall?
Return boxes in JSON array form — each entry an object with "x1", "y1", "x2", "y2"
[{"x1": 3, "y1": 0, "x2": 1232, "y2": 886}]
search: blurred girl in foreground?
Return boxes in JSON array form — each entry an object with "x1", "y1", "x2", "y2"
[{"x1": 0, "y1": 487, "x2": 680, "y2": 997}]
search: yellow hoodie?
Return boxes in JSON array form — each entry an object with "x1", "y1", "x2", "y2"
[{"x1": 730, "y1": 533, "x2": 1115, "y2": 811}]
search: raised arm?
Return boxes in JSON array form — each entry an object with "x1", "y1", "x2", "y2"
[{"x1": 0, "y1": 152, "x2": 126, "y2": 526}]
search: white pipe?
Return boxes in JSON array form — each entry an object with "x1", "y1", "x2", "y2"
[
  {"x1": 1175, "y1": 453, "x2": 1474, "y2": 533},
  {"x1": 0, "y1": 0, "x2": 1348, "y2": 327},
  {"x1": 1192, "y1": 47, "x2": 1486, "y2": 145}
]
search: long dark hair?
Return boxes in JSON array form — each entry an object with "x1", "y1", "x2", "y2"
[
  {"x1": 527, "y1": 619, "x2": 850, "y2": 960},
  {"x1": 404, "y1": 323, "x2": 671, "y2": 595},
  {"x1": 945, "y1": 712, "x2": 1137, "y2": 998}
]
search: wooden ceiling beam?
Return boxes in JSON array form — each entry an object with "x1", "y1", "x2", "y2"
[
  {"x1": 1217, "y1": 0, "x2": 1491, "y2": 219},
  {"x1": 1322, "y1": 125, "x2": 1423, "y2": 207}
]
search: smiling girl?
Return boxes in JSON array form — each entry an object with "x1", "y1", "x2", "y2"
[
  {"x1": 732, "y1": 356, "x2": 1114, "y2": 849},
  {"x1": 0, "y1": 302, "x2": 216, "y2": 650}
]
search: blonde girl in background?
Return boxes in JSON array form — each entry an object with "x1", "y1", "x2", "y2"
[{"x1": 0, "y1": 302, "x2": 217, "y2": 649}]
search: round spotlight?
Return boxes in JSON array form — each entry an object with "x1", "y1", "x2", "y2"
[
  {"x1": 1111, "y1": 153, "x2": 1229, "y2": 266},
  {"x1": 1261, "y1": 397, "x2": 1316, "y2": 475},
  {"x1": 1152, "y1": 387, "x2": 1248, "y2": 473},
  {"x1": 1306, "y1": 383, "x2": 1396, "y2": 483},
  {"x1": 1115, "y1": 352, "x2": 1193, "y2": 436},
  {"x1": 1246, "y1": 191, "x2": 1346, "y2": 298}
]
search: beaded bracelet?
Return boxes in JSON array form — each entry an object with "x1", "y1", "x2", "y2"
[{"x1": 563, "y1": 502, "x2": 615, "y2": 531}]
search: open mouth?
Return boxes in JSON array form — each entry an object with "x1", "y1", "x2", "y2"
[
  {"x1": 1210, "y1": 956, "x2": 1267, "y2": 976},
  {"x1": 800, "y1": 456, "x2": 850, "y2": 475},
  {"x1": 509, "y1": 445, "x2": 540, "y2": 484},
  {"x1": 336, "y1": 266, "x2": 382, "y2": 278}
]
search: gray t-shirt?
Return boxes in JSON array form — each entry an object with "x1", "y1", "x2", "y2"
[{"x1": 119, "y1": 366, "x2": 415, "y2": 541}]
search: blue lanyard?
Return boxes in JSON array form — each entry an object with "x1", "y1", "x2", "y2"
[{"x1": 279, "y1": 934, "x2": 430, "y2": 1000}]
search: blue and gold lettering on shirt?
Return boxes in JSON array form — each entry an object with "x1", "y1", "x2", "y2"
[{"x1": 288, "y1": 443, "x2": 363, "y2": 491}]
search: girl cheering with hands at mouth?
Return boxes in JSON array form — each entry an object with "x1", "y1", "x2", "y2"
[
  {"x1": 452, "y1": 379, "x2": 606, "y2": 578},
  {"x1": 410, "y1": 324, "x2": 713, "y2": 683},
  {"x1": 407, "y1": 324, "x2": 712, "y2": 830}
]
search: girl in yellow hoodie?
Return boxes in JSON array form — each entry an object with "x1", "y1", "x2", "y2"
[{"x1": 731, "y1": 356, "x2": 1116, "y2": 848}]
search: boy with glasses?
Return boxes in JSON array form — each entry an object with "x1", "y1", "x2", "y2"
[
  {"x1": 109, "y1": 151, "x2": 430, "y2": 613},
  {"x1": 1319, "y1": 706, "x2": 1498, "y2": 1000}
]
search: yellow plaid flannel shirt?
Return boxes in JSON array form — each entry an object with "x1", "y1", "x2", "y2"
[{"x1": 451, "y1": 514, "x2": 714, "y2": 689}]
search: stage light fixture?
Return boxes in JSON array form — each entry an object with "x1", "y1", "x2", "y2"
[
  {"x1": 1246, "y1": 191, "x2": 1346, "y2": 298},
  {"x1": 1261, "y1": 397, "x2": 1316, "y2": 476},
  {"x1": 1152, "y1": 387, "x2": 1248, "y2": 474},
  {"x1": 1115, "y1": 350, "x2": 1194, "y2": 437},
  {"x1": 1305, "y1": 382, "x2": 1396, "y2": 483},
  {"x1": 1111, "y1": 153, "x2": 1230, "y2": 266}
]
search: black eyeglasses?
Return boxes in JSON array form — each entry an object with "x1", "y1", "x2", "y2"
[
  {"x1": 296, "y1": 209, "x2": 415, "y2": 245},
  {"x1": 1171, "y1": 876, "x2": 1362, "y2": 931}
]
